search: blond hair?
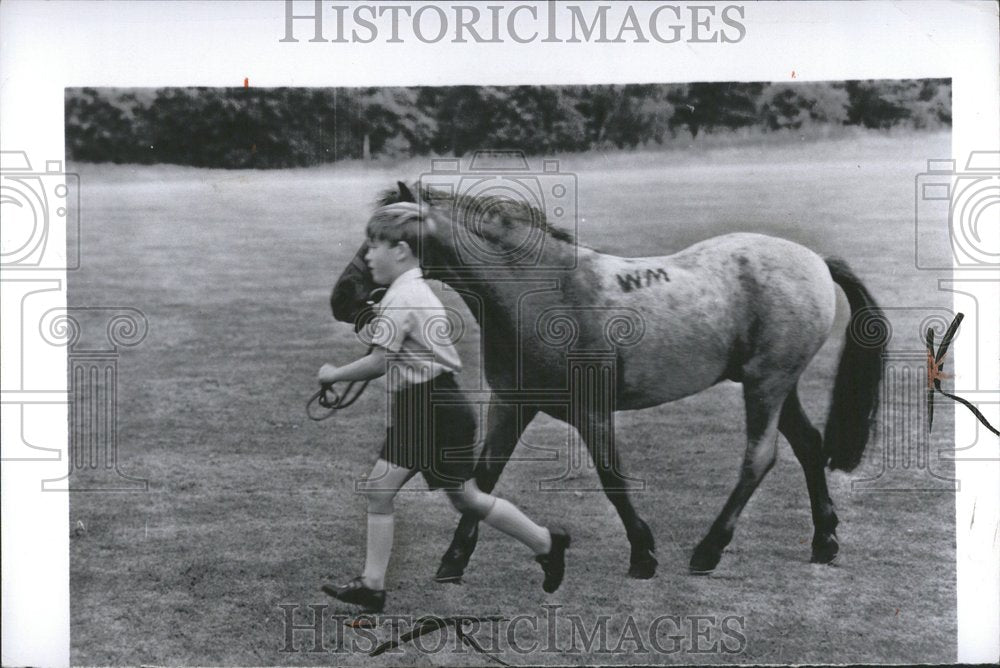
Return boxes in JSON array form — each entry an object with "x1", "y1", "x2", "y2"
[{"x1": 368, "y1": 202, "x2": 428, "y2": 245}]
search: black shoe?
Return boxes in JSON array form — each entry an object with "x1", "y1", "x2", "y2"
[
  {"x1": 321, "y1": 577, "x2": 385, "y2": 613},
  {"x1": 535, "y1": 528, "x2": 570, "y2": 593}
]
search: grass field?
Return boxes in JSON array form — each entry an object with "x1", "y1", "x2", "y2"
[{"x1": 68, "y1": 131, "x2": 957, "y2": 665}]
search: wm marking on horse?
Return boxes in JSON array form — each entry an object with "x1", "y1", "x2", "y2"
[{"x1": 615, "y1": 267, "x2": 670, "y2": 293}]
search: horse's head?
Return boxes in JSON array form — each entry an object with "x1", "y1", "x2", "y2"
[
  {"x1": 331, "y1": 177, "x2": 580, "y2": 328},
  {"x1": 329, "y1": 181, "x2": 421, "y2": 330},
  {"x1": 329, "y1": 242, "x2": 383, "y2": 330}
]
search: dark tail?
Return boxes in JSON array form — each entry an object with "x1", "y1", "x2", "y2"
[{"x1": 823, "y1": 258, "x2": 888, "y2": 472}]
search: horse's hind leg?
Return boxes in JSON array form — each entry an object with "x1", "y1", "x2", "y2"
[
  {"x1": 436, "y1": 403, "x2": 538, "y2": 582},
  {"x1": 689, "y1": 379, "x2": 786, "y2": 574},
  {"x1": 779, "y1": 387, "x2": 839, "y2": 564}
]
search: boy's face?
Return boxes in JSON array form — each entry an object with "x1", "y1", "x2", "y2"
[{"x1": 365, "y1": 238, "x2": 408, "y2": 286}]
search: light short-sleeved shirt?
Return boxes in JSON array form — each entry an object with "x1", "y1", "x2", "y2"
[{"x1": 359, "y1": 267, "x2": 462, "y2": 391}]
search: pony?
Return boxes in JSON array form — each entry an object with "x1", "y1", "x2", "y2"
[{"x1": 329, "y1": 181, "x2": 886, "y2": 580}]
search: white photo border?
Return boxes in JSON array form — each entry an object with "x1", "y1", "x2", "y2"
[{"x1": 1, "y1": 1, "x2": 997, "y2": 665}]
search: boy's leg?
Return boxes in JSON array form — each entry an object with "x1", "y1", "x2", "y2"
[
  {"x1": 358, "y1": 458, "x2": 416, "y2": 589},
  {"x1": 445, "y1": 480, "x2": 551, "y2": 555},
  {"x1": 432, "y1": 381, "x2": 567, "y2": 591},
  {"x1": 445, "y1": 481, "x2": 569, "y2": 592}
]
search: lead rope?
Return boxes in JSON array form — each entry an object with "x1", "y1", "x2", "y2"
[
  {"x1": 926, "y1": 313, "x2": 999, "y2": 436},
  {"x1": 367, "y1": 616, "x2": 514, "y2": 666},
  {"x1": 307, "y1": 286, "x2": 387, "y2": 421},
  {"x1": 305, "y1": 348, "x2": 374, "y2": 421}
]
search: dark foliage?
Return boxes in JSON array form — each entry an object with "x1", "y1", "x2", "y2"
[{"x1": 66, "y1": 80, "x2": 950, "y2": 168}]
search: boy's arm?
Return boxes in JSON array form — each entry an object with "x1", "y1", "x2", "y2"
[{"x1": 319, "y1": 346, "x2": 387, "y2": 384}]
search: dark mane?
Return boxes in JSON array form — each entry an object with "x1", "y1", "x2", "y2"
[{"x1": 375, "y1": 183, "x2": 577, "y2": 245}]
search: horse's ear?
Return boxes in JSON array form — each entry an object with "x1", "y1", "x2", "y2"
[{"x1": 397, "y1": 181, "x2": 416, "y2": 203}]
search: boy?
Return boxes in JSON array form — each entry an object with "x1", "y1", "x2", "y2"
[{"x1": 318, "y1": 202, "x2": 569, "y2": 612}]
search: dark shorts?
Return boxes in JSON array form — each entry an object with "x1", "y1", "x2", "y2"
[{"x1": 381, "y1": 373, "x2": 477, "y2": 490}]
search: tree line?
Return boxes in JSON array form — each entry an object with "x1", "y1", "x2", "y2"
[{"x1": 65, "y1": 80, "x2": 950, "y2": 168}]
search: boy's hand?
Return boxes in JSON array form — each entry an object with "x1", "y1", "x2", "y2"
[{"x1": 318, "y1": 363, "x2": 339, "y2": 385}]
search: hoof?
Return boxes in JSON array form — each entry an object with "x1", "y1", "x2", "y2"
[
  {"x1": 810, "y1": 534, "x2": 840, "y2": 564},
  {"x1": 689, "y1": 544, "x2": 722, "y2": 575},
  {"x1": 434, "y1": 560, "x2": 466, "y2": 584},
  {"x1": 628, "y1": 556, "x2": 658, "y2": 579}
]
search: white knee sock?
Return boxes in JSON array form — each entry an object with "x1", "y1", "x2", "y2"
[
  {"x1": 482, "y1": 497, "x2": 552, "y2": 556},
  {"x1": 361, "y1": 513, "x2": 394, "y2": 589}
]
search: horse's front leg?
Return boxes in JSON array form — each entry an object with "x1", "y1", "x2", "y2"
[
  {"x1": 689, "y1": 380, "x2": 785, "y2": 574},
  {"x1": 577, "y1": 412, "x2": 658, "y2": 579},
  {"x1": 435, "y1": 402, "x2": 538, "y2": 583}
]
